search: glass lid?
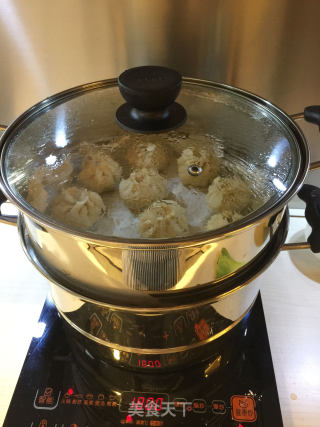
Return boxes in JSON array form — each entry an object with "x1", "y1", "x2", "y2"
[{"x1": 2, "y1": 66, "x2": 304, "y2": 240}]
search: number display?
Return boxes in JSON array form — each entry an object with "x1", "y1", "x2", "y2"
[
  {"x1": 120, "y1": 391, "x2": 168, "y2": 413},
  {"x1": 130, "y1": 396, "x2": 163, "y2": 411},
  {"x1": 138, "y1": 359, "x2": 162, "y2": 368}
]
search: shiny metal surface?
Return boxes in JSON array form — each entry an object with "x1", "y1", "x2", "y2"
[
  {"x1": 0, "y1": 2, "x2": 318, "y2": 204},
  {"x1": 291, "y1": 113, "x2": 305, "y2": 121},
  {"x1": 310, "y1": 161, "x2": 320, "y2": 171},
  {"x1": 282, "y1": 242, "x2": 310, "y2": 250},
  {"x1": 46, "y1": 210, "x2": 287, "y2": 370},
  {"x1": 52, "y1": 283, "x2": 258, "y2": 353},
  {"x1": 16, "y1": 200, "x2": 287, "y2": 370},
  {"x1": 0, "y1": 75, "x2": 310, "y2": 294},
  {"x1": 1, "y1": 1, "x2": 320, "y2": 154},
  {"x1": 0, "y1": 1, "x2": 320, "y2": 116},
  {"x1": 0, "y1": 77, "x2": 309, "y2": 238},
  {"x1": 188, "y1": 164, "x2": 203, "y2": 176},
  {"x1": 19, "y1": 209, "x2": 288, "y2": 308},
  {"x1": 291, "y1": 113, "x2": 320, "y2": 172},
  {"x1": 19, "y1": 211, "x2": 275, "y2": 298},
  {"x1": 0, "y1": 0, "x2": 318, "y2": 294},
  {"x1": 0, "y1": 214, "x2": 16, "y2": 226},
  {"x1": 0, "y1": 0, "x2": 319, "y2": 203}
]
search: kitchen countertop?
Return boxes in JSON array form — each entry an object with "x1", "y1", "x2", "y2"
[{"x1": 0, "y1": 212, "x2": 320, "y2": 427}]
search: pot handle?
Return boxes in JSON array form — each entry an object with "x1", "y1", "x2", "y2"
[
  {"x1": 283, "y1": 108, "x2": 320, "y2": 251},
  {"x1": 282, "y1": 184, "x2": 320, "y2": 253},
  {"x1": 291, "y1": 106, "x2": 320, "y2": 171},
  {"x1": 291, "y1": 106, "x2": 320, "y2": 125},
  {"x1": 0, "y1": 124, "x2": 17, "y2": 226},
  {"x1": 297, "y1": 184, "x2": 320, "y2": 252},
  {"x1": 304, "y1": 106, "x2": 320, "y2": 126},
  {"x1": 0, "y1": 190, "x2": 17, "y2": 226}
]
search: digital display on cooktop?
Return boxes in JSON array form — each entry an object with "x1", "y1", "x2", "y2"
[
  {"x1": 119, "y1": 391, "x2": 169, "y2": 413},
  {"x1": 3, "y1": 294, "x2": 283, "y2": 426}
]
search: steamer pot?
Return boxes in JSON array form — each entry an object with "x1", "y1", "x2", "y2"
[
  {"x1": 0, "y1": 67, "x2": 320, "y2": 371},
  {"x1": 20, "y1": 208, "x2": 289, "y2": 371},
  {"x1": 0, "y1": 66, "x2": 319, "y2": 305}
]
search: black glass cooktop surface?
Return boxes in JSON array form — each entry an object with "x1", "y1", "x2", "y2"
[{"x1": 3, "y1": 293, "x2": 283, "y2": 427}]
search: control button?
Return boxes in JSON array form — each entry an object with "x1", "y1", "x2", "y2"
[
  {"x1": 173, "y1": 397, "x2": 186, "y2": 411},
  {"x1": 230, "y1": 395, "x2": 257, "y2": 422},
  {"x1": 192, "y1": 399, "x2": 206, "y2": 413},
  {"x1": 33, "y1": 387, "x2": 61, "y2": 410},
  {"x1": 212, "y1": 400, "x2": 226, "y2": 414},
  {"x1": 38, "y1": 420, "x2": 47, "y2": 427}
]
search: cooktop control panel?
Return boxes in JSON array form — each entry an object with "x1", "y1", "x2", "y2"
[
  {"x1": 30, "y1": 386, "x2": 258, "y2": 426},
  {"x1": 4, "y1": 295, "x2": 282, "y2": 427}
]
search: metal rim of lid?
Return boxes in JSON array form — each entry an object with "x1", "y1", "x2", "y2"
[{"x1": 0, "y1": 77, "x2": 309, "y2": 247}]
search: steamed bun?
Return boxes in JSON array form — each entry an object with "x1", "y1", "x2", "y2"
[
  {"x1": 50, "y1": 186, "x2": 105, "y2": 230},
  {"x1": 119, "y1": 168, "x2": 168, "y2": 212},
  {"x1": 139, "y1": 200, "x2": 189, "y2": 238},
  {"x1": 206, "y1": 210, "x2": 243, "y2": 231},
  {"x1": 27, "y1": 177, "x2": 48, "y2": 213},
  {"x1": 39, "y1": 160, "x2": 73, "y2": 186},
  {"x1": 78, "y1": 152, "x2": 122, "y2": 193},
  {"x1": 126, "y1": 139, "x2": 168, "y2": 171},
  {"x1": 206, "y1": 176, "x2": 251, "y2": 213},
  {"x1": 177, "y1": 146, "x2": 219, "y2": 188}
]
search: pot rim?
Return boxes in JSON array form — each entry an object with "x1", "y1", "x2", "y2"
[{"x1": 0, "y1": 77, "x2": 309, "y2": 246}]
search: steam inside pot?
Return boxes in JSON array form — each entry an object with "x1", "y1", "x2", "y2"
[
  {"x1": 4, "y1": 81, "x2": 297, "y2": 239},
  {"x1": 20, "y1": 131, "x2": 269, "y2": 238}
]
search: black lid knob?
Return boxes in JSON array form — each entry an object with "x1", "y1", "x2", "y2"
[{"x1": 116, "y1": 66, "x2": 187, "y2": 133}]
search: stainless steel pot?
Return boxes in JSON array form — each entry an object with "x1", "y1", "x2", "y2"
[
  {"x1": 0, "y1": 67, "x2": 319, "y2": 304},
  {"x1": 20, "y1": 208, "x2": 289, "y2": 371},
  {"x1": 1, "y1": 67, "x2": 319, "y2": 370}
]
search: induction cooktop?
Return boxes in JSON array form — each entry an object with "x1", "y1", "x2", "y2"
[{"x1": 3, "y1": 293, "x2": 283, "y2": 427}]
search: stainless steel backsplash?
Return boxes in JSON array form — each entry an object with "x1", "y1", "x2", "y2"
[{"x1": 1, "y1": 0, "x2": 319, "y2": 203}]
